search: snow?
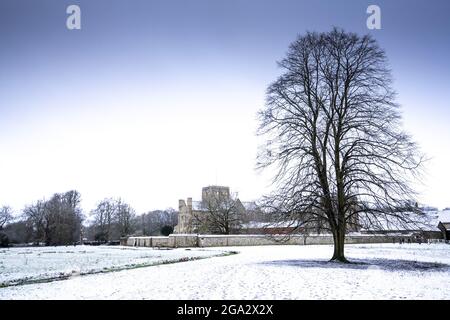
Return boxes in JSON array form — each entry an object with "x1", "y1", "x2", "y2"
[
  {"x1": 437, "y1": 209, "x2": 450, "y2": 223},
  {"x1": 0, "y1": 245, "x2": 227, "y2": 287},
  {"x1": 358, "y1": 209, "x2": 450, "y2": 232},
  {"x1": 417, "y1": 209, "x2": 450, "y2": 230},
  {"x1": 1, "y1": 243, "x2": 449, "y2": 299}
]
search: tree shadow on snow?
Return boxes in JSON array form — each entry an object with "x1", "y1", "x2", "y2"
[{"x1": 260, "y1": 258, "x2": 449, "y2": 272}]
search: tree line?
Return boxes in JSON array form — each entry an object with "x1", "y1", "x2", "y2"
[
  {"x1": 1, "y1": 190, "x2": 83, "y2": 246},
  {"x1": 0, "y1": 190, "x2": 178, "y2": 247}
]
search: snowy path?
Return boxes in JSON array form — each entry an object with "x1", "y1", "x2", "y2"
[{"x1": 1, "y1": 244, "x2": 449, "y2": 299}]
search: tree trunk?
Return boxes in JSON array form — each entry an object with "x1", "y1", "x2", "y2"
[{"x1": 331, "y1": 228, "x2": 349, "y2": 263}]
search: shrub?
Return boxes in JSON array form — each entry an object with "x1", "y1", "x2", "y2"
[
  {"x1": 160, "y1": 225, "x2": 174, "y2": 236},
  {"x1": 94, "y1": 231, "x2": 108, "y2": 242},
  {"x1": 0, "y1": 232, "x2": 9, "y2": 248}
]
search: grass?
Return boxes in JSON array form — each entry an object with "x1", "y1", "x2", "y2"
[{"x1": 0, "y1": 250, "x2": 238, "y2": 288}]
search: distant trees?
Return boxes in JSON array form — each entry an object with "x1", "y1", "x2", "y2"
[
  {"x1": 0, "y1": 205, "x2": 14, "y2": 246},
  {"x1": 22, "y1": 200, "x2": 46, "y2": 244},
  {"x1": 160, "y1": 225, "x2": 174, "y2": 236},
  {"x1": 138, "y1": 209, "x2": 178, "y2": 236},
  {"x1": 88, "y1": 202, "x2": 179, "y2": 239},
  {"x1": 90, "y1": 198, "x2": 136, "y2": 241},
  {"x1": 0, "y1": 206, "x2": 13, "y2": 230},
  {"x1": 116, "y1": 200, "x2": 136, "y2": 237},
  {"x1": 22, "y1": 190, "x2": 84, "y2": 245},
  {"x1": 91, "y1": 198, "x2": 116, "y2": 241},
  {"x1": 257, "y1": 29, "x2": 423, "y2": 262},
  {"x1": 1, "y1": 221, "x2": 31, "y2": 244},
  {"x1": 46, "y1": 191, "x2": 83, "y2": 245},
  {"x1": 1, "y1": 191, "x2": 180, "y2": 244}
]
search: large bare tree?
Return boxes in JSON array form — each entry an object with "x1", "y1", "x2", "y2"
[{"x1": 257, "y1": 29, "x2": 424, "y2": 262}]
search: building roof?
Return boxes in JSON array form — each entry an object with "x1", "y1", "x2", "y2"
[
  {"x1": 241, "y1": 210, "x2": 450, "y2": 232},
  {"x1": 360, "y1": 209, "x2": 450, "y2": 232},
  {"x1": 437, "y1": 210, "x2": 450, "y2": 223}
]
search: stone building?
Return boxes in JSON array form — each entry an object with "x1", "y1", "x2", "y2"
[{"x1": 174, "y1": 186, "x2": 256, "y2": 234}]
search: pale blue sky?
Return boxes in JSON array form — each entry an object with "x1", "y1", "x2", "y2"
[{"x1": 1, "y1": 0, "x2": 449, "y2": 214}]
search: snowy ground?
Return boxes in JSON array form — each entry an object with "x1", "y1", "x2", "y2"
[
  {"x1": 0, "y1": 245, "x2": 229, "y2": 287},
  {"x1": 1, "y1": 243, "x2": 449, "y2": 299}
]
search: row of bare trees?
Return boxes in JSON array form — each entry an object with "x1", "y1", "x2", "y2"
[
  {"x1": 89, "y1": 198, "x2": 136, "y2": 241},
  {"x1": 86, "y1": 199, "x2": 179, "y2": 241},
  {"x1": 82, "y1": 203, "x2": 180, "y2": 243},
  {"x1": 1, "y1": 191, "x2": 179, "y2": 246}
]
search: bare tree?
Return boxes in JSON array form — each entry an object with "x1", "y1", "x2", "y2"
[
  {"x1": 193, "y1": 192, "x2": 242, "y2": 234},
  {"x1": 90, "y1": 198, "x2": 137, "y2": 240},
  {"x1": 257, "y1": 28, "x2": 424, "y2": 262},
  {"x1": 22, "y1": 191, "x2": 83, "y2": 245},
  {"x1": 45, "y1": 191, "x2": 83, "y2": 245},
  {"x1": 1, "y1": 220, "x2": 32, "y2": 244},
  {"x1": 22, "y1": 200, "x2": 47, "y2": 245},
  {"x1": 115, "y1": 199, "x2": 136, "y2": 237},
  {"x1": 0, "y1": 206, "x2": 13, "y2": 230},
  {"x1": 91, "y1": 198, "x2": 116, "y2": 241}
]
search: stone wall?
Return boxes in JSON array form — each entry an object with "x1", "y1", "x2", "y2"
[{"x1": 122, "y1": 233, "x2": 402, "y2": 248}]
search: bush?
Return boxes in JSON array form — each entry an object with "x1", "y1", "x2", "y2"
[
  {"x1": 94, "y1": 231, "x2": 108, "y2": 242},
  {"x1": 160, "y1": 225, "x2": 174, "y2": 236},
  {"x1": 0, "y1": 232, "x2": 10, "y2": 248}
]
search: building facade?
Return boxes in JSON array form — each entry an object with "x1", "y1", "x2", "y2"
[{"x1": 174, "y1": 186, "x2": 253, "y2": 234}]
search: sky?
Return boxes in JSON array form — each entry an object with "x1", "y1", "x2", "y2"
[{"x1": 1, "y1": 0, "x2": 449, "y2": 215}]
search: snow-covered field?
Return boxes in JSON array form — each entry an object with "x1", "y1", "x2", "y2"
[
  {"x1": 1, "y1": 243, "x2": 449, "y2": 299},
  {"x1": 0, "y1": 245, "x2": 229, "y2": 287}
]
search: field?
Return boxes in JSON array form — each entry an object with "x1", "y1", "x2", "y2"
[
  {"x1": 0, "y1": 245, "x2": 230, "y2": 287},
  {"x1": 0, "y1": 243, "x2": 449, "y2": 299}
]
